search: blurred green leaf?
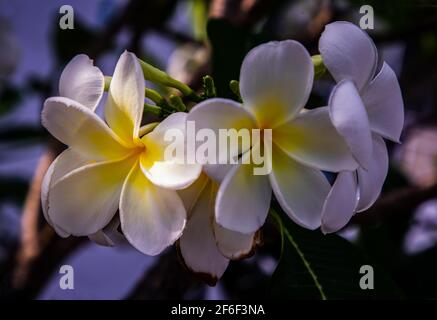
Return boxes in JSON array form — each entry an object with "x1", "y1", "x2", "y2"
[
  {"x1": 190, "y1": 0, "x2": 208, "y2": 41},
  {"x1": 0, "y1": 86, "x2": 22, "y2": 117},
  {"x1": 207, "y1": 19, "x2": 250, "y2": 98},
  {"x1": 269, "y1": 208, "x2": 402, "y2": 299}
]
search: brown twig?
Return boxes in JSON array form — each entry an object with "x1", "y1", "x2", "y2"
[
  {"x1": 12, "y1": 149, "x2": 56, "y2": 289},
  {"x1": 352, "y1": 184, "x2": 437, "y2": 225}
]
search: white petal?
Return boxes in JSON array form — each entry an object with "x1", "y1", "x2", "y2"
[
  {"x1": 329, "y1": 80, "x2": 373, "y2": 169},
  {"x1": 42, "y1": 97, "x2": 131, "y2": 160},
  {"x1": 213, "y1": 222, "x2": 259, "y2": 260},
  {"x1": 187, "y1": 98, "x2": 257, "y2": 163},
  {"x1": 59, "y1": 54, "x2": 104, "y2": 111},
  {"x1": 239, "y1": 40, "x2": 314, "y2": 127},
  {"x1": 179, "y1": 181, "x2": 229, "y2": 284},
  {"x1": 177, "y1": 173, "x2": 209, "y2": 217},
  {"x1": 321, "y1": 171, "x2": 358, "y2": 234},
  {"x1": 203, "y1": 163, "x2": 235, "y2": 184},
  {"x1": 215, "y1": 160, "x2": 272, "y2": 234},
  {"x1": 48, "y1": 155, "x2": 135, "y2": 236},
  {"x1": 356, "y1": 134, "x2": 389, "y2": 212},
  {"x1": 142, "y1": 112, "x2": 188, "y2": 160},
  {"x1": 269, "y1": 145, "x2": 330, "y2": 230},
  {"x1": 140, "y1": 113, "x2": 202, "y2": 190},
  {"x1": 41, "y1": 148, "x2": 89, "y2": 237},
  {"x1": 88, "y1": 217, "x2": 124, "y2": 247},
  {"x1": 88, "y1": 230, "x2": 115, "y2": 247},
  {"x1": 120, "y1": 162, "x2": 186, "y2": 256},
  {"x1": 274, "y1": 107, "x2": 358, "y2": 172},
  {"x1": 105, "y1": 51, "x2": 144, "y2": 144},
  {"x1": 362, "y1": 62, "x2": 404, "y2": 142},
  {"x1": 319, "y1": 21, "x2": 378, "y2": 90},
  {"x1": 140, "y1": 159, "x2": 202, "y2": 190}
]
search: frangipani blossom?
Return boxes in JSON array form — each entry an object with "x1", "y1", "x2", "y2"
[
  {"x1": 178, "y1": 172, "x2": 260, "y2": 285},
  {"x1": 188, "y1": 40, "x2": 358, "y2": 234},
  {"x1": 41, "y1": 54, "x2": 105, "y2": 238},
  {"x1": 41, "y1": 51, "x2": 201, "y2": 255},
  {"x1": 319, "y1": 21, "x2": 404, "y2": 233}
]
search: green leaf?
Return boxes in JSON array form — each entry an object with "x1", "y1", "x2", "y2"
[
  {"x1": 190, "y1": 0, "x2": 208, "y2": 41},
  {"x1": 269, "y1": 208, "x2": 402, "y2": 299},
  {"x1": 207, "y1": 19, "x2": 250, "y2": 98}
]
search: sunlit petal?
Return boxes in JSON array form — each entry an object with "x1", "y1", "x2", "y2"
[
  {"x1": 269, "y1": 145, "x2": 330, "y2": 230},
  {"x1": 42, "y1": 97, "x2": 131, "y2": 160},
  {"x1": 140, "y1": 113, "x2": 202, "y2": 190},
  {"x1": 274, "y1": 107, "x2": 358, "y2": 172},
  {"x1": 47, "y1": 155, "x2": 136, "y2": 236},
  {"x1": 240, "y1": 40, "x2": 314, "y2": 127},
  {"x1": 59, "y1": 54, "x2": 104, "y2": 111},
  {"x1": 120, "y1": 162, "x2": 186, "y2": 256},
  {"x1": 187, "y1": 98, "x2": 257, "y2": 162},
  {"x1": 105, "y1": 51, "x2": 145, "y2": 144},
  {"x1": 215, "y1": 159, "x2": 272, "y2": 234},
  {"x1": 42, "y1": 148, "x2": 90, "y2": 237}
]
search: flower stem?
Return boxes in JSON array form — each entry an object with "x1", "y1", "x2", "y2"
[
  {"x1": 312, "y1": 55, "x2": 326, "y2": 80},
  {"x1": 229, "y1": 80, "x2": 242, "y2": 102},
  {"x1": 139, "y1": 59, "x2": 202, "y2": 102},
  {"x1": 144, "y1": 103, "x2": 162, "y2": 116},
  {"x1": 202, "y1": 75, "x2": 217, "y2": 99}
]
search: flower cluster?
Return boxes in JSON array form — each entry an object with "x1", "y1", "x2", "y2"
[{"x1": 41, "y1": 22, "x2": 403, "y2": 284}]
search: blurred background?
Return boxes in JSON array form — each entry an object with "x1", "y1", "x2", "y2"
[{"x1": 0, "y1": 0, "x2": 437, "y2": 299}]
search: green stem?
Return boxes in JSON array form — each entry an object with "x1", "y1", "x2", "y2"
[
  {"x1": 270, "y1": 208, "x2": 327, "y2": 300},
  {"x1": 312, "y1": 54, "x2": 326, "y2": 80},
  {"x1": 139, "y1": 59, "x2": 202, "y2": 102},
  {"x1": 104, "y1": 76, "x2": 111, "y2": 91},
  {"x1": 229, "y1": 80, "x2": 242, "y2": 102},
  {"x1": 202, "y1": 75, "x2": 217, "y2": 99},
  {"x1": 145, "y1": 88, "x2": 165, "y2": 106},
  {"x1": 105, "y1": 76, "x2": 181, "y2": 115},
  {"x1": 144, "y1": 103, "x2": 162, "y2": 116},
  {"x1": 169, "y1": 95, "x2": 187, "y2": 112},
  {"x1": 139, "y1": 122, "x2": 159, "y2": 136}
]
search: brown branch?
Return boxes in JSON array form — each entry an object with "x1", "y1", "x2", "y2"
[
  {"x1": 12, "y1": 149, "x2": 56, "y2": 289},
  {"x1": 352, "y1": 184, "x2": 437, "y2": 225},
  {"x1": 209, "y1": 0, "x2": 280, "y2": 29}
]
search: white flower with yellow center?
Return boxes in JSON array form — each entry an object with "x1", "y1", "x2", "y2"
[
  {"x1": 319, "y1": 22, "x2": 404, "y2": 233},
  {"x1": 188, "y1": 40, "x2": 358, "y2": 234},
  {"x1": 41, "y1": 51, "x2": 201, "y2": 255}
]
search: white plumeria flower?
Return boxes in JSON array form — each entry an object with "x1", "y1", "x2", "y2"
[
  {"x1": 41, "y1": 51, "x2": 201, "y2": 255},
  {"x1": 178, "y1": 172, "x2": 260, "y2": 285},
  {"x1": 188, "y1": 40, "x2": 358, "y2": 234},
  {"x1": 319, "y1": 21, "x2": 404, "y2": 233},
  {"x1": 41, "y1": 54, "x2": 105, "y2": 238}
]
